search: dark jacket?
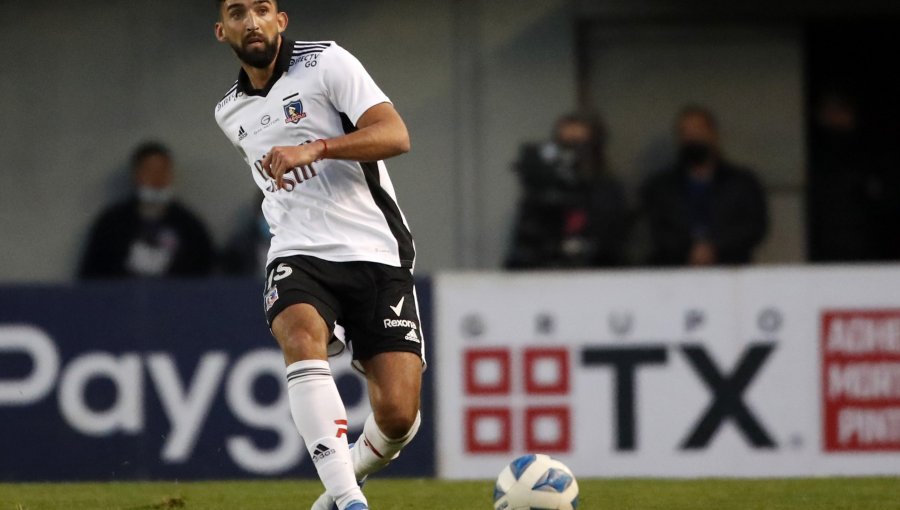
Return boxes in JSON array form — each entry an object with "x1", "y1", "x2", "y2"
[
  {"x1": 808, "y1": 131, "x2": 900, "y2": 261},
  {"x1": 641, "y1": 161, "x2": 768, "y2": 266},
  {"x1": 506, "y1": 175, "x2": 630, "y2": 269},
  {"x1": 79, "y1": 197, "x2": 214, "y2": 279}
]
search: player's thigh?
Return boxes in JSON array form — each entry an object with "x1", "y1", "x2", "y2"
[
  {"x1": 265, "y1": 257, "x2": 343, "y2": 364},
  {"x1": 360, "y1": 351, "x2": 423, "y2": 437},
  {"x1": 271, "y1": 303, "x2": 331, "y2": 363}
]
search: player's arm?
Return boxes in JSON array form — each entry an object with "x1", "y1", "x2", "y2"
[
  {"x1": 262, "y1": 103, "x2": 409, "y2": 189},
  {"x1": 329, "y1": 102, "x2": 411, "y2": 161}
]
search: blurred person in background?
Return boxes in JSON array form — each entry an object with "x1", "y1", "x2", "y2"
[
  {"x1": 808, "y1": 90, "x2": 900, "y2": 261},
  {"x1": 640, "y1": 105, "x2": 768, "y2": 266},
  {"x1": 221, "y1": 190, "x2": 271, "y2": 276},
  {"x1": 505, "y1": 113, "x2": 629, "y2": 269},
  {"x1": 79, "y1": 142, "x2": 214, "y2": 279}
]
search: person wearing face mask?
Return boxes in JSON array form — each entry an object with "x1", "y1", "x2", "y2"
[
  {"x1": 79, "y1": 142, "x2": 214, "y2": 279},
  {"x1": 640, "y1": 106, "x2": 768, "y2": 266},
  {"x1": 506, "y1": 113, "x2": 630, "y2": 269}
]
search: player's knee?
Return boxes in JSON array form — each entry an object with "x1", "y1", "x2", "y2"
[
  {"x1": 279, "y1": 329, "x2": 326, "y2": 361},
  {"x1": 375, "y1": 404, "x2": 419, "y2": 440}
]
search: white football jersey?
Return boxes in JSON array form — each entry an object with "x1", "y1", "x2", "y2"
[{"x1": 215, "y1": 38, "x2": 415, "y2": 268}]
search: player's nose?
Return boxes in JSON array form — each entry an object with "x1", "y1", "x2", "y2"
[{"x1": 246, "y1": 11, "x2": 263, "y2": 30}]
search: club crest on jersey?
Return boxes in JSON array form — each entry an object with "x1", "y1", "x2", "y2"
[{"x1": 283, "y1": 99, "x2": 307, "y2": 124}]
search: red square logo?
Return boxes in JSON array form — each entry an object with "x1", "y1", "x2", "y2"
[
  {"x1": 465, "y1": 349, "x2": 511, "y2": 395},
  {"x1": 525, "y1": 407, "x2": 571, "y2": 453},
  {"x1": 524, "y1": 348, "x2": 569, "y2": 395},
  {"x1": 821, "y1": 309, "x2": 900, "y2": 452},
  {"x1": 466, "y1": 408, "x2": 512, "y2": 453}
]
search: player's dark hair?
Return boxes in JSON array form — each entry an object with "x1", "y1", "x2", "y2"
[
  {"x1": 215, "y1": 0, "x2": 279, "y2": 12},
  {"x1": 677, "y1": 104, "x2": 719, "y2": 132},
  {"x1": 131, "y1": 141, "x2": 171, "y2": 171}
]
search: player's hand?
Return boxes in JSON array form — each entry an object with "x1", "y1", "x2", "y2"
[{"x1": 262, "y1": 143, "x2": 325, "y2": 190}]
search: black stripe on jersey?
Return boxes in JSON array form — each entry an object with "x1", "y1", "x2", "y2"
[
  {"x1": 293, "y1": 42, "x2": 331, "y2": 50},
  {"x1": 339, "y1": 113, "x2": 415, "y2": 267},
  {"x1": 361, "y1": 161, "x2": 415, "y2": 267},
  {"x1": 219, "y1": 81, "x2": 238, "y2": 102},
  {"x1": 292, "y1": 49, "x2": 325, "y2": 58},
  {"x1": 293, "y1": 45, "x2": 329, "y2": 52}
]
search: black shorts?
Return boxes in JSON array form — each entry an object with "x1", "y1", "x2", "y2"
[{"x1": 263, "y1": 255, "x2": 424, "y2": 365}]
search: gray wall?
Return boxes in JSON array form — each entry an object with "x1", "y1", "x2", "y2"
[
  {"x1": 9, "y1": 1, "x2": 892, "y2": 282},
  {"x1": 587, "y1": 24, "x2": 806, "y2": 263},
  {"x1": 0, "y1": 0, "x2": 575, "y2": 282},
  {"x1": 575, "y1": 0, "x2": 900, "y2": 18}
]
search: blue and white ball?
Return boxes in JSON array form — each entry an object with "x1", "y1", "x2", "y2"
[{"x1": 493, "y1": 454, "x2": 579, "y2": 510}]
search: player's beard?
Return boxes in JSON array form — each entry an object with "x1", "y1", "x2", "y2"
[{"x1": 232, "y1": 33, "x2": 280, "y2": 69}]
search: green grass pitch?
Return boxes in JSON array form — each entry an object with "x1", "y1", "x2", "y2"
[{"x1": 1, "y1": 478, "x2": 898, "y2": 509}]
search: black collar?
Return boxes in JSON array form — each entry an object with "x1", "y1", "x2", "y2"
[{"x1": 236, "y1": 36, "x2": 294, "y2": 97}]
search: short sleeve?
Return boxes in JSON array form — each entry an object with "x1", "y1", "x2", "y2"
[{"x1": 321, "y1": 44, "x2": 391, "y2": 126}]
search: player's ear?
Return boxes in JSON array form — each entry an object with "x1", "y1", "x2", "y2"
[
  {"x1": 214, "y1": 22, "x2": 227, "y2": 42},
  {"x1": 277, "y1": 11, "x2": 288, "y2": 33}
]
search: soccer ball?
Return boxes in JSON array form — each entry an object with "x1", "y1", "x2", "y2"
[{"x1": 493, "y1": 454, "x2": 579, "y2": 510}]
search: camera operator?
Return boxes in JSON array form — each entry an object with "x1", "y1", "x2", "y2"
[{"x1": 505, "y1": 114, "x2": 629, "y2": 269}]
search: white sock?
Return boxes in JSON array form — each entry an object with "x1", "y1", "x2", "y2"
[
  {"x1": 286, "y1": 360, "x2": 366, "y2": 509},
  {"x1": 351, "y1": 411, "x2": 421, "y2": 480}
]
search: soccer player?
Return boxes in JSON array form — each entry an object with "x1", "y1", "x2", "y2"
[{"x1": 213, "y1": 2, "x2": 423, "y2": 509}]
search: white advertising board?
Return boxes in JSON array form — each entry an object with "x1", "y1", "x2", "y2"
[{"x1": 435, "y1": 266, "x2": 900, "y2": 478}]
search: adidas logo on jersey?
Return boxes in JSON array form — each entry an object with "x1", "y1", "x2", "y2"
[
  {"x1": 238, "y1": 126, "x2": 248, "y2": 141},
  {"x1": 405, "y1": 329, "x2": 420, "y2": 343},
  {"x1": 311, "y1": 443, "x2": 336, "y2": 463}
]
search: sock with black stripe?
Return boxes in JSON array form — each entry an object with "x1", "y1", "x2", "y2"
[{"x1": 286, "y1": 360, "x2": 366, "y2": 509}]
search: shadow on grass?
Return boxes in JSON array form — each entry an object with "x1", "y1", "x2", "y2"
[{"x1": 123, "y1": 496, "x2": 186, "y2": 509}]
